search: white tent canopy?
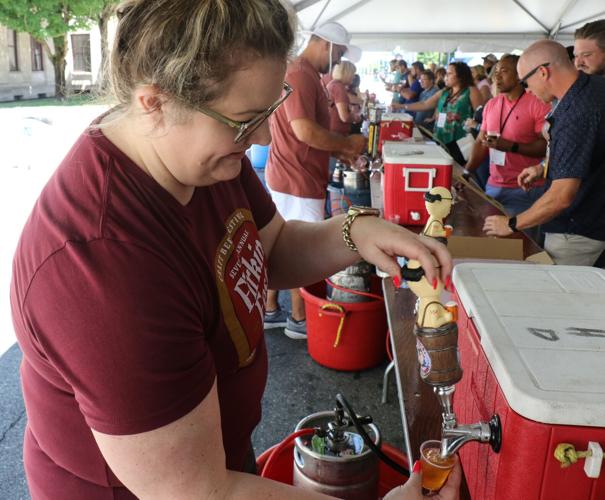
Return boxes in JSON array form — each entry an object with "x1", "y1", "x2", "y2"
[{"x1": 292, "y1": 0, "x2": 605, "y2": 52}]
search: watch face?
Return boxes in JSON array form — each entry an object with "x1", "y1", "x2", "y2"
[{"x1": 350, "y1": 205, "x2": 379, "y2": 216}]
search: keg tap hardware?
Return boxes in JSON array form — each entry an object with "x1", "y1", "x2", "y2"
[{"x1": 401, "y1": 260, "x2": 502, "y2": 458}]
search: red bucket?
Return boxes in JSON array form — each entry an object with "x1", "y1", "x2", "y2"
[
  {"x1": 300, "y1": 278, "x2": 387, "y2": 371},
  {"x1": 257, "y1": 440, "x2": 409, "y2": 497}
]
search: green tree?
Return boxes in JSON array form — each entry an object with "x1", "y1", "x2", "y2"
[
  {"x1": 0, "y1": 0, "x2": 104, "y2": 99},
  {"x1": 96, "y1": 0, "x2": 119, "y2": 90}
]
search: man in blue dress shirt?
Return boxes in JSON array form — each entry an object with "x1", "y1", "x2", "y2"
[{"x1": 483, "y1": 40, "x2": 605, "y2": 266}]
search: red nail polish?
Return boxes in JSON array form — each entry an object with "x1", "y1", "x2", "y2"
[
  {"x1": 432, "y1": 278, "x2": 438, "y2": 290},
  {"x1": 413, "y1": 460, "x2": 422, "y2": 473},
  {"x1": 393, "y1": 276, "x2": 401, "y2": 288},
  {"x1": 445, "y1": 276, "x2": 451, "y2": 290}
]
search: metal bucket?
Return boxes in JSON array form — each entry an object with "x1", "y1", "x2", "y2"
[
  {"x1": 343, "y1": 169, "x2": 370, "y2": 191},
  {"x1": 327, "y1": 261, "x2": 373, "y2": 303},
  {"x1": 293, "y1": 411, "x2": 381, "y2": 500}
]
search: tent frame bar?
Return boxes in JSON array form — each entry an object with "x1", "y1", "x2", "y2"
[
  {"x1": 323, "y1": 0, "x2": 373, "y2": 26},
  {"x1": 561, "y1": 10, "x2": 605, "y2": 31},
  {"x1": 510, "y1": 0, "x2": 549, "y2": 33}
]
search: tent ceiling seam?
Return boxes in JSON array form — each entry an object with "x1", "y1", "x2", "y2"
[
  {"x1": 549, "y1": 0, "x2": 579, "y2": 38},
  {"x1": 510, "y1": 0, "x2": 549, "y2": 33},
  {"x1": 294, "y1": 0, "x2": 324, "y2": 13},
  {"x1": 560, "y1": 10, "x2": 605, "y2": 31},
  {"x1": 323, "y1": 0, "x2": 373, "y2": 25},
  {"x1": 310, "y1": 0, "x2": 332, "y2": 29}
]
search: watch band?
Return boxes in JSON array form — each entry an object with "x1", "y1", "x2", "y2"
[
  {"x1": 510, "y1": 142, "x2": 519, "y2": 153},
  {"x1": 342, "y1": 205, "x2": 380, "y2": 252},
  {"x1": 508, "y1": 216, "x2": 518, "y2": 232}
]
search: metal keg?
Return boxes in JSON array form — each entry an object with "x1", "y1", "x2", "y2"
[
  {"x1": 343, "y1": 169, "x2": 370, "y2": 191},
  {"x1": 327, "y1": 261, "x2": 373, "y2": 303},
  {"x1": 293, "y1": 410, "x2": 381, "y2": 500}
]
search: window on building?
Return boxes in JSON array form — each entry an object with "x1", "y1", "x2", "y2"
[
  {"x1": 8, "y1": 29, "x2": 18, "y2": 71},
  {"x1": 71, "y1": 34, "x2": 91, "y2": 72},
  {"x1": 31, "y1": 37, "x2": 44, "y2": 71}
]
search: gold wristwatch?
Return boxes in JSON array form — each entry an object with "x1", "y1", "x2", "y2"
[{"x1": 342, "y1": 205, "x2": 381, "y2": 252}]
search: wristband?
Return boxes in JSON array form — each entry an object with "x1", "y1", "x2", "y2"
[
  {"x1": 508, "y1": 216, "x2": 518, "y2": 233},
  {"x1": 510, "y1": 142, "x2": 519, "y2": 153}
]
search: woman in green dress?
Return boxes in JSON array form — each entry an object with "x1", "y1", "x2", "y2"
[{"x1": 401, "y1": 62, "x2": 484, "y2": 164}]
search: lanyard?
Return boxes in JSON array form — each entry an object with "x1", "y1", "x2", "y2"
[
  {"x1": 499, "y1": 90, "x2": 525, "y2": 134},
  {"x1": 444, "y1": 88, "x2": 463, "y2": 108}
]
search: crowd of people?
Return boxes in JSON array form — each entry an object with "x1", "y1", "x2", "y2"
[
  {"x1": 381, "y1": 20, "x2": 605, "y2": 266},
  {"x1": 8, "y1": 0, "x2": 605, "y2": 497}
]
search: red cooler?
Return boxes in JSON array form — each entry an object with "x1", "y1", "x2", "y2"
[
  {"x1": 452, "y1": 262, "x2": 605, "y2": 500},
  {"x1": 382, "y1": 142, "x2": 453, "y2": 225},
  {"x1": 378, "y1": 112, "x2": 414, "y2": 152}
]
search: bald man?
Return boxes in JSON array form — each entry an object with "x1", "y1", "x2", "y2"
[{"x1": 484, "y1": 40, "x2": 605, "y2": 266}]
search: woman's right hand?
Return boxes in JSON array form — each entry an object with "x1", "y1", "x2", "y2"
[{"x1": 382, "y1": 458, "x2": 461, "y2": 500}]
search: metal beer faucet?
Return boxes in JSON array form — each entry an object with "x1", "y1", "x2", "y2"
[{"x1": 434, "y1": 385, "x2": 502, "y2": 458}]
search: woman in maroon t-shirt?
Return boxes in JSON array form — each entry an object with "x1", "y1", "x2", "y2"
[{"x1": 11, "y1": 1, "x2": 456, "y2": 499}]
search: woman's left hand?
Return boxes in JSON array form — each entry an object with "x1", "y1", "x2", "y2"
[{"x1": 350, "y1": 216, "x2": 452, "y2": 286}]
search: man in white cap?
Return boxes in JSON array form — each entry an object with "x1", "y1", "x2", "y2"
[{"x1": 264, "y1": 22, "x2": 366, "y2": 339}]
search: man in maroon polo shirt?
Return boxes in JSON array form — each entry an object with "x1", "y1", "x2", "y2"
[{"x1": 264, "y1": 22, "x2": 366, "y2": 339}]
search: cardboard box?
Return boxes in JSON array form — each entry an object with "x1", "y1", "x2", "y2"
[{"x1": 448, "y1": 235, "x2": 553, "y2": 264}]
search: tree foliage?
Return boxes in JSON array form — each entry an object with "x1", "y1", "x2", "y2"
[{"x1": 0, "y1": 0, "x2": 107, "y2": 98}]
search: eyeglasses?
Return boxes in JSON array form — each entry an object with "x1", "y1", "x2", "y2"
[
  {"x1": 519, "y1": 62, "x2": 550, "y2": 88},
  {"x1": 424, "y1": 192, "x2": 453, "y2": 203},
  {"x1": 194, "y1": 82, "x2": 293, "y2": 143}
]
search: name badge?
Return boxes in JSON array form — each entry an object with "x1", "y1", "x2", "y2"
[
  {"x1": 490, "y1": 148, "x2": 506, "y2": 166},
  {"x1": 436, "y1": 113, "x2": 447, "y2": 128}
]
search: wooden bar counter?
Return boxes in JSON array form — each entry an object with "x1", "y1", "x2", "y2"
[{"x1": 382, "y1": 175, "x2": 543, "y2": 499}]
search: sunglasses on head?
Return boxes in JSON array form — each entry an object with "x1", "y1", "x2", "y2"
[
  {"x1": 424, "y1": 192, "x2": 452, "y2": 203},
  {"x1": 519, "y1": 62, "x2": 550, "y2": 89}
]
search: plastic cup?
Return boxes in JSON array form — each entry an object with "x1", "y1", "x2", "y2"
[
  {"x1": 444, "y1": 301, "x2": 458, "y2": 322},
  {"x1": 420, "y1": 440, "x2": 456, "y2": 495}
]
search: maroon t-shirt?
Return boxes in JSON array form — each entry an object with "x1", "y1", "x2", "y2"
[
  {"x1": 327, "y1": 79, "x2": 351, "y2": 136},
  {"x1": 265, "y1": 56, "x2": 331, "y2": 199},
  {"x1": 11, "y1": 123, "x2": 276, "y2": 498}
]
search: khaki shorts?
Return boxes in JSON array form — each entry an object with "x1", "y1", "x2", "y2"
[{"x1": 544, "y1": 233, "x2": 605, "y2": 266}]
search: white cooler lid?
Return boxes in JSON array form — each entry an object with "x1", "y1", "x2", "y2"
[
  {"x1": 383, "y1": 142, "x2": 453, "y2": 166},
  {"x1": 453, "y1": 262, "x2": 605, "y2": 427},
  {"x1": 381, "y1": 112, "x2": 414, "y2": 122}
]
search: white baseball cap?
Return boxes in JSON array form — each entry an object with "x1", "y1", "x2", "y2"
[{"x1": 305, "y1": 22, "x2": 362, "y2": 63}]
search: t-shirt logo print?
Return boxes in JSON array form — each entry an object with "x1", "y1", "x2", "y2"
[{"x1": 215, "y1": 209, "x2": 268, "y2": 367}]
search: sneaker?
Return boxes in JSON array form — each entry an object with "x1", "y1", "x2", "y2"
[
  {"x1": 264, "y1": 307, "x2": 288, "y2": 329},
  {"x1": 284, "y1": 315, "x2": 307, "y2": 340}
]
